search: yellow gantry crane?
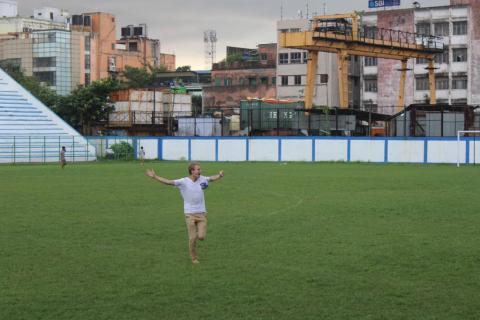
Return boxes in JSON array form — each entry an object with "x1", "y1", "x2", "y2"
[{"x1": 279, "y1": 13, "x2": 445, "y2": 112}]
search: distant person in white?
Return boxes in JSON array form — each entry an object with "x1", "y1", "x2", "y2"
[
  {"x1": 139, "y1": 146, "x2": 145, "y2": 166},
  {"x1": 60, "y1": 146, "x2": 66, "y2": 169},
  {"x1": 145, "y1": 162, "x2": 224, "y2": 264}
]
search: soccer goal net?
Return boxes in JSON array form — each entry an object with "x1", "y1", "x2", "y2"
[{"x1": 457, "y1": 130, "x2": 480, "y2": 167}]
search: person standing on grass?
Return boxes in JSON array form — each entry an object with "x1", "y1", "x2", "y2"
[
  {"x1": 145, "y1": 162, "x2": 224, "y2": 264},
  {"x1": 60, "y1": 146, "x2": 66, "y2": 169},
  {"x1": 139, "y1": 146, "x2": 146, "y2": 166}
]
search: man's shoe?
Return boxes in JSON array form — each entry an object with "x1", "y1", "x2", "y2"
[{"x1": 192, "y1": 259, "x2": 200, "y2": 264}]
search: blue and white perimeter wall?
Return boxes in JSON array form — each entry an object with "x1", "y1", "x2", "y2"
[{"x1": 90, "y1": 136, "x2": 480, "y2": 165}]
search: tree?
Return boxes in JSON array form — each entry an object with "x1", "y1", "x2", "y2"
[
  {"x1": 176, "y1": 65, "x2": 191, "y2": 72},
  {"x1": 55, "y1": 77, "x2": 121, "y2": 134},
  {"x1": 226, "y1": 53, "x2": 243, "y2": 64},
  {"x1": 121, "y1": 64, "x2": 168, "y2": 88},
  {"x1": 192, "y1": 95, "x2": 202, "y2": 115},
  {"x1": 0, "y1": 62, "x2": 59, "y2": 107}
]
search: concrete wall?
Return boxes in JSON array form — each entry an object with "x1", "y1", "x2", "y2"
[{"x1": 92, "y1": 136, "x2": 480, "y2": 165}]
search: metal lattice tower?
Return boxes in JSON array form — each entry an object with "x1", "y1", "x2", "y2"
[{"x1": 204, "y1": 30, "x2": 217, "y2": 69}]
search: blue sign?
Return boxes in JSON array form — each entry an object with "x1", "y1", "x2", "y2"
[{"x1": 368, "y1": 0, "x2": 400, "y2": 8}]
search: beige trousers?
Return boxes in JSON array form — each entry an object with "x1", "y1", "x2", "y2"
[{"x1": 185, "y1": 214, "x2": 207, "y2": 261}]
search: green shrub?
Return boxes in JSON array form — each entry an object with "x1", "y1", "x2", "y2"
[{"x1": 109, "y1": 141, "x2": 134, "y2": 160}]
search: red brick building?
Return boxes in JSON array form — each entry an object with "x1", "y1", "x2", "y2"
[{"x1": 203, "y1": 43, "x2": 277, "y2": 113}]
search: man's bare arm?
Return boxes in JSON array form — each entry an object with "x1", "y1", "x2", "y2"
[
  {"x1": 209, "y1": 170, "x2": 224, "y2": 182},
  {"x1": 145, "y1": 169, "x2": 175, "y2": 185}
]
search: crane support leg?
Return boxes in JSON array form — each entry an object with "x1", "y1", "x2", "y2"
[
  {"x1": 397, "y1": 59, "x2": 408, "y2": 113},
  {"x1": 305, "y1": 50, "x2": 318, "y2": 110},
  {"x1": 428, "y1": 59, "x2": 436, "y2": 105},
  {"x1": 337, "y1": 50, "x2": 349, "y2": 108}
]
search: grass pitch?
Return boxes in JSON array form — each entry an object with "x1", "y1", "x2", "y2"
[{"x1": 1, "y1": 161, "x2": 480, "y2": 320}]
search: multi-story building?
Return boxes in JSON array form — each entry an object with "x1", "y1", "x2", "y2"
[
  {"x1": 0, "y1": 0, "x2": 17, "y2": 17},
  {"x1": 204, "y1": 43, "x2": 277, "y2": 112},
  {"x1": 0, "y1": 2, "x2": 174, "y2": 95},
  {"x1": 0, "y1": 25, "x2": 92, "y2": 95},
  {"x1": 360, "y1": 0, "x2": 480, "y2": 113},
  {"x1": 86, "y1": 13, "x2": 166, "y2": 81},
  {"x1": 276, "y1": 19, "x2": 361, "y2": 108},
  {"x1": 160, "y1": 53, "x2": 176, "y2": 71}
]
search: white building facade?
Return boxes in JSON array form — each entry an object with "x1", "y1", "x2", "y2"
[
  {"x1": 0, "y1": 0, "x2": 17, "y2": 17},
  {"x1": 360, "y1": 1, "x2": 480, "y2": 113}
]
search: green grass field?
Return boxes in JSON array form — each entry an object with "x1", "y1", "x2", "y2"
[{"x1": 1, "y1": 161, "x2": 480, "y2": 320}]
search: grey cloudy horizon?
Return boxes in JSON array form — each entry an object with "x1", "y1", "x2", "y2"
[{"x1": 18, "y1": 0, "x2": 449, "y2": 69}]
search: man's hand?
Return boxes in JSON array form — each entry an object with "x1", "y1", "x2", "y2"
[
  {"x1": 145, "y1": 169, "x2": 156, "y2": 178},
  {"x1": 209, "y1": 170, "x2": 224, "y2": 182},
  {"x1": 146, "y1": 169, "x2": 175, "y2": 185}
]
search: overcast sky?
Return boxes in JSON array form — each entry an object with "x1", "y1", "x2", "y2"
[{"x1": 18, "y1": 0, "x2": 449, "y2": 69}]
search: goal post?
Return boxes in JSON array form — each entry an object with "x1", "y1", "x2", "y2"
[{"x1": 457, "y1": 130, "x2": 480, "y2": 167}]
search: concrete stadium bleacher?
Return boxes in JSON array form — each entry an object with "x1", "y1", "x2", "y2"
[{"x1": 0, "y1": 67, "x2": 96, "y2": 163}]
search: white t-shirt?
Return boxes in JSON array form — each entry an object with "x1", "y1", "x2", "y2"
[{"x1": 174, "y1": 175, "x2": 210, "y2": 214}]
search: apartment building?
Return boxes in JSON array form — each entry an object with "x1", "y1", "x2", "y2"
[
  {"x1": 0, "y1": 1, "x2": 174, "y2": 95},
  {"x1": 204, "y1": 44, "x2": 277, "y2": 111},
  {"x1": 361, "y1": 0, "x2": 480, "y2": 113}
]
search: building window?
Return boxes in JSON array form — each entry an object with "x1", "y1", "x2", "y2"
[
  {"x1": 85, "y1": 73, "x2": 90, "y2": 85},
  {"x1": 0, "y1": 58, "x2": 21, "y2": 68},
  {"x1": 279, "y1": 53, "x2": 288, "y2": 64},
  {"x1": 33, "y1": 71, "x2": 56, "y2": 86},
  {"x1": 290, "y1": 28, "x2": 300, "y2": 32},
  {"x1": 290, "y1": 52, "x2": 301, "y2": 64},
  {"x1": 294, "y1": 75, "x2": 301, "y2": 85},
  {"x1": 271, "y1": 77, "x2": 276, "y2": 85},
  {"x1": 129, "y1": 42, "x2": 138, "y2": 51},
  {"x1": 260, "y1": 53, "x2": 267, "y2": 61},
  {"x1": 416, "y1": 57, "x2": 429, "y2": 64},
  {"x1": 434, "y1": 22, "x2": 449, "y2": 37},
  {"x1": 364, "y1": 78, "x2": 377, "y2": 92},
  {"x1": 320, "y1": 74, "x2": 329, "y2": 84},
  {"x1": 416, "y1": 23, "x2": 431, "y2": 35},
  {"x1": 453, "y1": 21, "x2": 467, "y2": 35},
  {"x1": 248, "y1": 77, "x2": 257, "y2": 86},
  {"x1": 415, "y1": 76, "x2": 429, "y2": 91},
  {"x1": 224, "y1": 78, "x2": 232, "y2": 86},
  {"x1": 85, "y1": 35, "x2": 91, "y2": 51},
  {"x1": 452, "y1": 76, "x2": 467, "y2": 89},
  {"x1": 453, "y1": 48, "x2": 467, "y2": 62},
  {"x1": 302, "y1": 52, "x2": 308, "y2": 64},
  {"x1": 279, "y1": 29, "x2": 288, "y2": 33},
  {"x1": 214, "y1": 78, "x2": 221, "y2": 86},
  {"x1": 452, "y1": 99, "x2": 467, "y2": 104},
  {"x1": 260, "y1": 77, "x2": 268, "y2": 85},
  {"x1": 34, "y1": 32, "x2": 56, "y2": 44},
  {"x1": 364, "y1": 56, "x2": 377, "y2": 67},
  {"x1": 435, "y1": 76, "x2": 449, "y2": 90},
  {"x1": 33, "y1": 57, "x2": 56, "y2": 68},
  {"x1": 435, "y1": 47, "x2": 449, "y2": 64},
  {"x1": 85, "y1": 55, "x2": 91, "y2": 70},
  {"x1": 281, "y1": 76, "x2": 288, "y2": 86}
]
